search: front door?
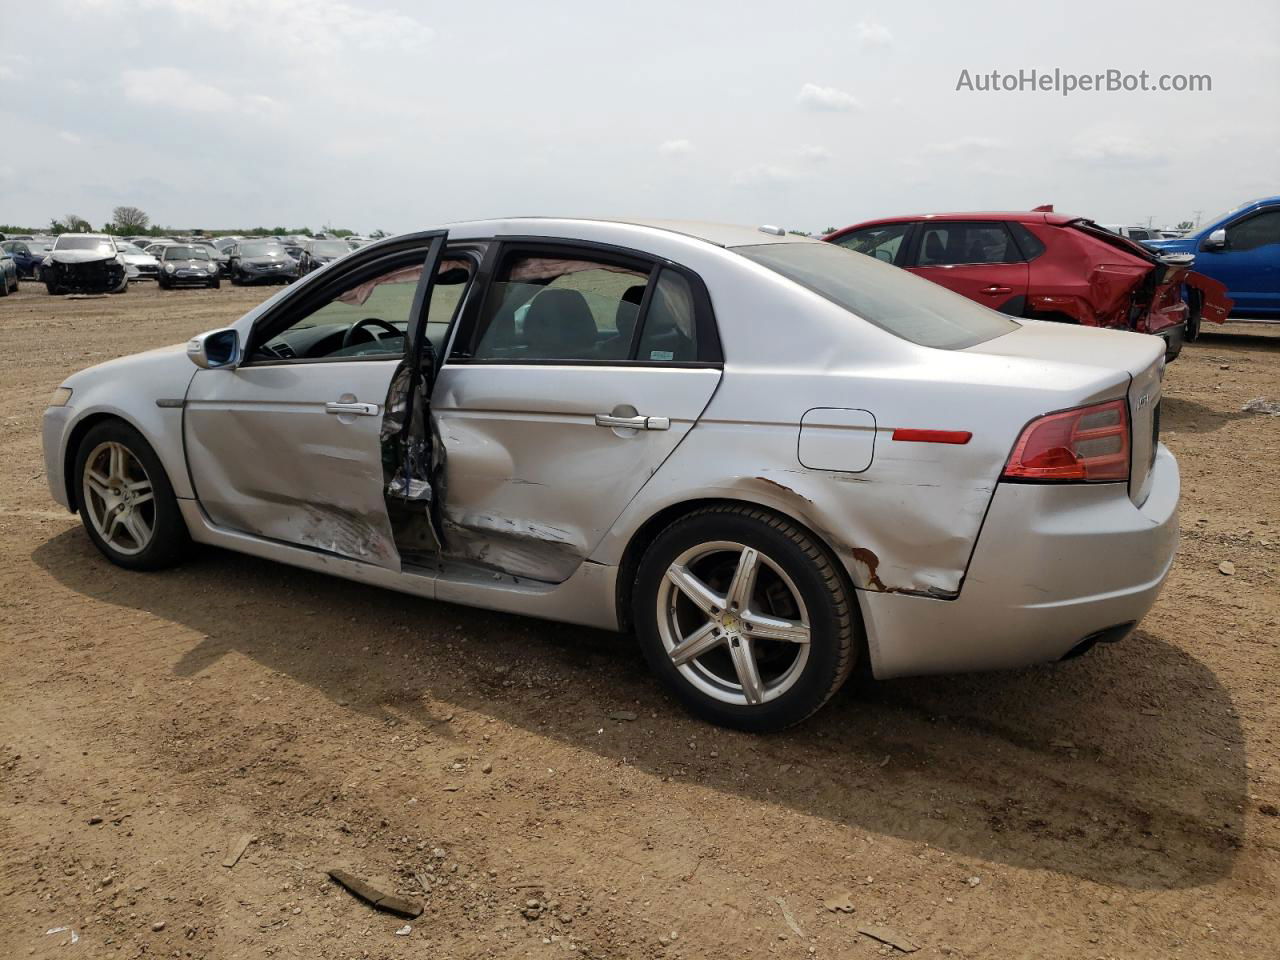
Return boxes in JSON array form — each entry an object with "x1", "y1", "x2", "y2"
[
  {"x1": 432, "y1": 242, "x2": 722, "y2": 582},
  {"x1": 183, "y1": 233, "x2": 447, "y2": 568},
  {"x1": 906, "y1": 220, "x2": 1030, "y2": 315},
  {"x1": 1199, "y1": 207, "x2": 1280, "y2": 313}
]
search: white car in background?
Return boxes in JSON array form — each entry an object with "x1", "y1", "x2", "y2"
[
  {"x1": 114, "y1": 240, "x2": 161, "y2": 281},
  {"x1": 41, "y1": 219, "x2": 1177, "y2": 730}
]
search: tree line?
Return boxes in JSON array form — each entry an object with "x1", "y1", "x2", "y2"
[{"x1": 1, "y1": 206, "x2": 384, "y2": 239}]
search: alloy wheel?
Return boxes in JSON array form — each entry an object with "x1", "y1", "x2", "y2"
[
  {"x1": 656, "y1": 541, "x2": 811, "y2": 706},
  {"x1": 81, "y1": 441, "x2": 155, "y2": 556}
]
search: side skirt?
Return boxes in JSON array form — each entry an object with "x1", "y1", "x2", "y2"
[{"x1": 178, "y1": 499, "x2": 620, "y2": 631}]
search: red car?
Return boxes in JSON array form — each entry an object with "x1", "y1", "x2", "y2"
[{"x1": 824, "y1": 210, "x2": 1232, "y2": 358}]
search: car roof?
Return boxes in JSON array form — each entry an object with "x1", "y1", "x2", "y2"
[
  {"x1": 442, "y1": 217, "x2": 815, "y2": 249},
  {"x1": 829, "y1": 211, "x2": 1079, "y2": 235}
]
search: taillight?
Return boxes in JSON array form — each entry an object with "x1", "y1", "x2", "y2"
[{"x1": 1002, "y1": 399, "x2": 1130, "y2": 482}]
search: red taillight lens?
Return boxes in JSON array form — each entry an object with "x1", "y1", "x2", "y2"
[{"x1": 1002, "y1": 399, "x2": 1130, "y2": 482}]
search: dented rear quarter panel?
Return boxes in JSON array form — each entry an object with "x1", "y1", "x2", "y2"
[{"x1": 590, "y1": 251, "x2": 1136, "y2": 601}]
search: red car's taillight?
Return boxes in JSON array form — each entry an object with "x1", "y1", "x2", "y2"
[{"x1": 1002, "y1": 399, "x2": 1130, "y2": 482}]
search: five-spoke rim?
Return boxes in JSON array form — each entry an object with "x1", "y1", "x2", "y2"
[
  {"x1": 82, "y1": 441, "x2": 155, "y2": 556},
  {"x1": 656, "y1": 541, "x2": 811, "y2": 706}
]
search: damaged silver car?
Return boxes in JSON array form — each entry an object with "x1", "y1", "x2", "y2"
[{"x1": 41, "y1": 220, "x2": 1179, "y2": 730}]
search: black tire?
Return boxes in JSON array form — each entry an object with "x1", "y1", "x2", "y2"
[
  {"x1": 230, "y1": 270, "x2": 243, "y2": 286},
  {"x1": 632, "y1": 505, "x2": 859, "y2": 731},
  {"x1": 1185, "y1": 298, "x2": 1202, "y2": 343},
  {"x1": 208, "y1": 277, "x2": 221, "y2": 289},
  {"x1": 0, "y1": 274, "x2": 9, "y2": 296},
  {"x1": 73, "y1": 420, "x2": 189, "y2": 571},
  {"x1": 46, "y1": 281, "x2": 60, "y2": 296}
]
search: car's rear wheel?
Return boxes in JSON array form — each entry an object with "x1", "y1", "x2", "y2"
[
  {"x1": 633, "y1": 505, "x2": 858, "y2": 731},
  {"x1": 74, "y1": 421, "x2": 189, "y2": 570}
]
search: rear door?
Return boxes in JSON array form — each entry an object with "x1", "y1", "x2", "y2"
[
  {"x1": 905, "y1": 220, "x2": 1030, "y2": 315},
  {"x1": 1198, "y1": 207, "x2": 1280, "y2": 313},
  {"x1": 432, "y1": 240, "x2": 722, "y2": 583}
]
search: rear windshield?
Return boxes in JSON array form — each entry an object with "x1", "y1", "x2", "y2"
[{"x1": 734, "y1": 242, "x2": 1018, "y2": 349}]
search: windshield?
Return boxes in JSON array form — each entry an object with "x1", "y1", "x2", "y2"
[
  {"x1": 311, "y1": 241, "x2": 349, "y2": 256},
  {"x1": 165, "y1": 245, "x2": 210, "y2": 260},
  {"x1": 241, "y1": 241, "x2": 284, "y2": 257},
  {"x1": 735, "y1": 241, "x2": 1018, "y2": 349},
  {"x1": 55, "y1": 236, "x2": 116, "y2": 254}
]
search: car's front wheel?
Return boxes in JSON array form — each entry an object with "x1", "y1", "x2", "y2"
[
  {"x1": 633, "y1": 505, "x2": 859, "y2": 731},
  {"x1": 74, "y1": 421, "x2": 189, "y2": 570}
]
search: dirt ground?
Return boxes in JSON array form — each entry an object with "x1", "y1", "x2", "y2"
[{"x1": 1, "y1": 281, "x2": 1278, "y2": 959}]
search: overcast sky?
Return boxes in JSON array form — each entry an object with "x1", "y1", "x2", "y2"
[{"x1": 3, "y1": 0, "x2": 1277, "y2": 234}]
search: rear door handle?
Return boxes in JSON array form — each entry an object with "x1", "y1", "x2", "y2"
[
  {"x1": 325, "y1": 401, "x2": 379, "y2": 416},
  {"x1": 981, "y1": 285, "x2": 1012, "y2": 295},
  {"x1": 595, "y1": 413, "x2": 670, "y2": 431}
]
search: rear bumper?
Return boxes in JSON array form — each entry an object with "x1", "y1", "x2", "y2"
[{"x1": 860, "y1": 445, "x2": 1179, "y2": 678}]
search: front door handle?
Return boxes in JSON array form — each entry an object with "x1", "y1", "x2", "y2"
[
  {"x1": 981, "y1": 285, "x2": 1013, "y2": 295},
  {"x1": 325, "y1": 401, "x2": 379, "y2": 416},
  {"x1": 595, "y1": 413, "x2": 670, "y2": 431}
]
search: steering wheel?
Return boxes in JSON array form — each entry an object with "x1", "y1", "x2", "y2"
[{"x1": 342, "y1": 316, "x2": 401, "y2": 348}]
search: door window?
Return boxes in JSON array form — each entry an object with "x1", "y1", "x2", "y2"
[
  {"x1": 634, "y1": 269, "x2": 698, "y2": 362},
  {"x1": 1225, "y1": 210, "x2": 1280, "y2": 252},
  {"x1": 251, "y1": 256, "x2": 474, "y2": 363},
  {"x1": 470, "y1": 252, "x2": 652, "y2": 361},
  {"x1": 832, "y1": 223, "x2": 910, "y2": 263},
  {"x1": 915, "y1": 222, "x2": 1020, "y2": 266}
]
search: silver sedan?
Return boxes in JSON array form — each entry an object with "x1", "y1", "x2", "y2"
[{"x1": 41, "y1": 219, "x2": 1178, "y2": 730}]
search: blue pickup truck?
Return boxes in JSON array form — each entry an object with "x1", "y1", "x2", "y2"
[{"x1": 1147, "y1": 197, "x2": 1280, "y2": 322}]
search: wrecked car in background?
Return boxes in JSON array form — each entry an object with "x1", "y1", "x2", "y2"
[
  {"x1": 297, "y1": 238, "x2": 354, "y2": 275},
  {"x1": 227, "y1": 239, "x2": 299, "y2": 285},
  {"x1": 41, "y1": 234, "x2": 129, "y2": 295},
  {"x1": 42, "y1": 219, "x2": 1178, "y2": 731},
  {"x1": 826, "y1": 210, "x2": 1232, "y2": 359}
]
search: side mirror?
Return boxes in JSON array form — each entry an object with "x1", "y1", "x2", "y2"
[
  {"x1": 187, "y1": 328, "x2": 240, "y2": 370},
  {"x1": 1204, "y1": 228, "x2": 1227, "y2": 250}
]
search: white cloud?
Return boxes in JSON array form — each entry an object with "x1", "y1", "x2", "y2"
[
  {"x1": 0, "y1": 66, "x2": 13, "y2": 81},
  {"x1": 121, "y1": 67, "x2": 235, "y2": 111},
  {"x1": 797, "y1": 144, "x2": 833, "y2": 162},
  {"x1": 854, "y1": 21, "x2": 893, "y2": 46},
  {"x1": 658, "y1": 139, "x2": 696, "y2": 156},
  {"x1": 58, "y1": 131, "x2": 82, "y2": 144},
  {"x1": 797, "y1": 83, "x2": 860, "y2": 111},
  {"x1": 127, "y1": 0, "x2": 433, "y2": 57},
  {"x1": 923, "y1": 136, "x2": 1004, "y2": 155},
  {"x1": 732, "y1": 163, "x2": 798, "y2": 186},
  {"x1": 1071, "y1": 135, "x2": 1168, "y2": 166}
]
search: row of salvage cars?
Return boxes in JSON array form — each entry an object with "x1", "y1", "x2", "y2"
[
  {"x1": 43, "y1": 217, "x2": 1187, "y2": 730},
  {"x1": 0, "y1": 233, "x2": 367, "y2": 295}
]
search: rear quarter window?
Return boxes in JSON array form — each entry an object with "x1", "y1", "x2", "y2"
[{"x1": 736, "y1": 241, "x2": 1018, "y2": 349}]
